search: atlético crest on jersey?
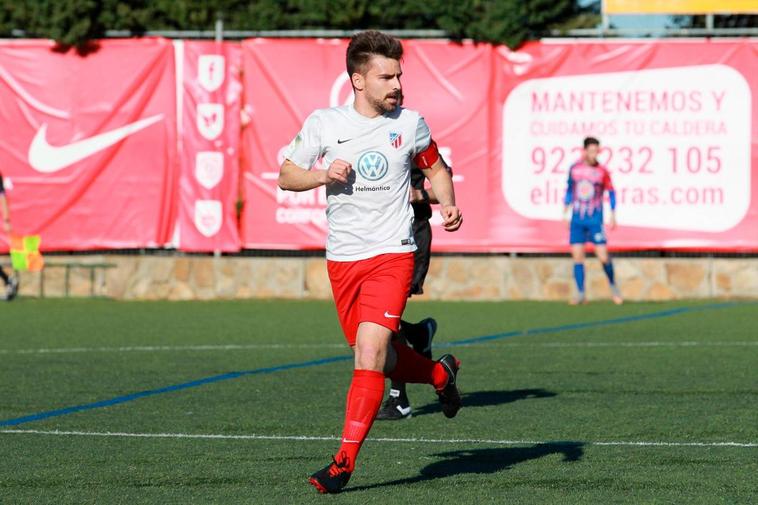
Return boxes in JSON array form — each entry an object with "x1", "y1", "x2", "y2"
[{"x1": 389, "y1": 132, "x2": 402, "y2": 149}]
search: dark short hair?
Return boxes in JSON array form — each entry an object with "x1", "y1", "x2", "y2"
[
  {"x1": 346, "y1": 30, "x2": 403, "y2": 76},
  {"x1": 583, "y1": 137, "x2": 600, "y2": 148}
]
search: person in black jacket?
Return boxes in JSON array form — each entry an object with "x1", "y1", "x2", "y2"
[{"x1": 0, "y1": 172, "x2": 19, "y2": 301}]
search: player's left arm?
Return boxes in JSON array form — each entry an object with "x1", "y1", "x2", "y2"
[
  {"x1": 411, "y1": 159, "x2": 451, "y2": 205},
  {"x1": 604, "y1": 168, "x2": 617, "y2": 230},
  {"x1": 415, "y1": 141, "x2": 462, "y2": 232}
]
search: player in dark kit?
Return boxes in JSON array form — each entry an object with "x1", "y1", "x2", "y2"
[
  {"x1": 0, "y1": 172, "x2": 19, "y2": 301},
  {"x1": 375, "y1": 159, "x2": 449, "y2": 420}
]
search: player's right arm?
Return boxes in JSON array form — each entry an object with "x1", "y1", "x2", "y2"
[
  {"x1": 562, "y1": 166, "x2": 574, "y2": 223},
  {"x1": 278, "y1": 158, "x2": 351, "y2": 191},
  {"x1": 277, "y1": 111, "x2": 352, "y2": 192}
]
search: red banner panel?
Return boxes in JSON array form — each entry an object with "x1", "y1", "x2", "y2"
[
  {"x1": 176, "y1": 41, "x2": 241, "y2": 252},
  {"x1": 494, "y1": 39, "x2": 758, "y2": 251},
  {"x1": 0, "y1": 39, "x2": 178, "y2": 251},
  {"x1": 2, "y1": 38, "x2": 754, "y2": 253},
  {"x1": 240, "y1": 38, "x2": 757, "y2": 252},
  {"x1": 239, "y1": 39, "x2": 493, "y2": 250}
]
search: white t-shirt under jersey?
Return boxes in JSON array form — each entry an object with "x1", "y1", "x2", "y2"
[{"x1": 284, "y1": 104, "x2": 432, "y2": 261}]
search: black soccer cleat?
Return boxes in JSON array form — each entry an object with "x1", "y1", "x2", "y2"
[
  {"x1": 376, "y1": 389, "x2": 412, "y2": 420},
  {"x1": 436, "y1": 354, "x2": 462, "y2": 418},
  {"x1": 309, "y1": 451, "x2": 352, "y2": 494},
  {"x1": 409, "y1": 317, "x2": 436, "y2": 359}
]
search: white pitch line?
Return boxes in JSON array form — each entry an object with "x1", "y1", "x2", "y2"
[
  {"x1": 0, "y1": 343, "x2": 345, "y2": 355},
  {"x1": 0, "y1": 341, "x2": 755, "y2": 355},
  {"x1": 1, "y1": 429, "x2": 756, "y2": 448}
]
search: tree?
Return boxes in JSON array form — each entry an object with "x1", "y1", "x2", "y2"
[{"x1": 0, "y1": 0, "x2": 583, "y2": 51}]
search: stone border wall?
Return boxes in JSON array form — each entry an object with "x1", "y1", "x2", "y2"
[{"x1": 12, "y1": 255, "x2": 758, "y2": 301}]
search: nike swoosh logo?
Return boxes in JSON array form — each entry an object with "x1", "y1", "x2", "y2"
[
  {"x1": 337, "y1": 138, "x2": 352, "y2": 144},
  {"x1": 28, "y1": 114, "x2": 164, "y2": 173},
  {"x1": 384, "y1": 311, "x2": 401, "y2": 319}
]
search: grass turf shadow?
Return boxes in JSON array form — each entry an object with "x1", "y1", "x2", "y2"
[
  {"x1": 346, "y1": 442, "x2": 584, "y2": 492},
  {"x1": 410, "y1": 388, "x2": 557, "y2": 417}
]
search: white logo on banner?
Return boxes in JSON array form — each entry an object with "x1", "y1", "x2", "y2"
[
  {"x1": 197, "y1": 103, "x2": 224, "y2": 140},
  {"x1": 198, "y1": 55, "x2": 225, "y2": 93},
  {"x1": 330, "y1": 72, "x2": 354, "y2": 107},
  {"x1": 28, "y1": 115, "x2": 164, "y2": 173},
  {"x1": 501, "y1": 64, "x2": 750, "y2": 232},
  {"x1": 194, "y1": 200, "x2": 222, "y2": 237},
  {"x1": 499, "y1": 47, "x2": 534, "y2": 76},
  {"x1": 195, "y1": 151, "x2": 224, "y2": 190}
]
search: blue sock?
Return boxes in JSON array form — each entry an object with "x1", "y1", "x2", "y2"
[
  {"x1": 602, "y1": 261, "x2": 615, "y2": 285},
  {"x1": 573, "y1": 263, "x2": 585, "y2": 295}
]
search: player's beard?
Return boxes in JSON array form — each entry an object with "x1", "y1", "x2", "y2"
[{"x1": 369, "y1": 90, "x2": 401, "y2": 114}]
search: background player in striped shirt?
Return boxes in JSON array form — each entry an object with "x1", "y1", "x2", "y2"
[{"x1": 563, "y1": 137, "x2": 622, "y2": 305}]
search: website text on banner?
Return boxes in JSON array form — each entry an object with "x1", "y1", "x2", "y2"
[
  {"x1": 495, "y1": 40, "x2": 756, "y2": 251},
  {"x1": 0, "y1": 39, "x2": 178, "y2": 251},
  {"x1": 239, "y1": 38, "x2": 491, "y2": 251},
  {"x1": 176, "y1": 40, "x2": 242, "y2": 252}
]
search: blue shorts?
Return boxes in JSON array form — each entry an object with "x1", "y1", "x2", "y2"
[{"x1": 570, "y1": 219, "x2": 607, "y2": 245}]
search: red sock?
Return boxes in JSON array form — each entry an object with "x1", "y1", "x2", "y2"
[
  {"x1": 338, "y1": 369, "x2": 385, "y2": 472},
  {"x1": 388, "y1": 341, "x2": 448, "y2": 390}
]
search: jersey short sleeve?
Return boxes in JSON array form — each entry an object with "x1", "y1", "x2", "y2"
[
  {"x1": 412, "y1": 116, "x2": 432, "y2": 157},
  {"x1": 602, "y1": 166, "x2": 614, "y2": 191},
  {"x1": 283, "y1": 111, "x2": 324, "y2": 170}
]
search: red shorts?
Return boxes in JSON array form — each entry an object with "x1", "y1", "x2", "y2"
[{"x1": 327, "y1": 253, "x2": 414, "y2": 347}]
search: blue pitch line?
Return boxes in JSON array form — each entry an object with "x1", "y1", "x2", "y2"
[
  {"x1": 440, "y1": 302, "x2": 741, "y2": 348},
  {"x1": 0, "y1": 301, "x2": 744, "y2": 427},
  {"x1": 0, "y1": 355, "x2": 352, "y2": 427}
]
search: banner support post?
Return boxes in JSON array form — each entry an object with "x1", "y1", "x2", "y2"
[
  {"x1": 215, "y1": 12, "x2": 224, "y2": 42},
  {"x1": 600, "y1": 0, "x2": 610, "y2": 34}
]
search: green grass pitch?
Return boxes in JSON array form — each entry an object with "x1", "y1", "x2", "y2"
[{"x1": 1, "y1": 298, "x2": 756, "y2": 504}]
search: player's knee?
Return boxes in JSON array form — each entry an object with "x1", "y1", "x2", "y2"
[{"x1": 354, "y1": 343, "x2": 386, "y2": 372}]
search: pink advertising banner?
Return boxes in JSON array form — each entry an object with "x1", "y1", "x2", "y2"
[
  {"x1": 493, "y1": 39, "x2": 758, "y2": 251},
  {"x1": 176, "y1": 40, "x2": 242, "y2": 252},
  {"x1": 0, "y1": 39, "x2": 178, "y2": 251},
  {"x1": 1, "y1": 38, "x2": 754, "y2": 253},
  {"x1": 239, "y1": 38, "x2": 758, "y2": 252}
]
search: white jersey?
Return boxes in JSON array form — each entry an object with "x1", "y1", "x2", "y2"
[{"x1": 284, "y1": 104, "x2": 432, "y2": 261}]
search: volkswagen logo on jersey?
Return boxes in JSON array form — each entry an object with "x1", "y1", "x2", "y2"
[{"x1": 357, "y1": 151, "x2": 389, "y2": 181}]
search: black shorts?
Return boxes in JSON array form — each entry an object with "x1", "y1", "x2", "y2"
[{"x1": 410, "y1": 218, "x2": 432, "y2": 296}]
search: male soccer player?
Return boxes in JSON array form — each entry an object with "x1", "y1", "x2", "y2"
[
  {"x1": 563, "y1": 137, "x2": 622, "y2": 305},
  {"x1": 278, "y1": 30, "x2": 463, "y2": 494},
  {"x1": 0, "y1": 171, "x2": 19, "y2": 301},
  {"x1": 375, "y1": 159, "x2": 449, "y2": 420}
]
